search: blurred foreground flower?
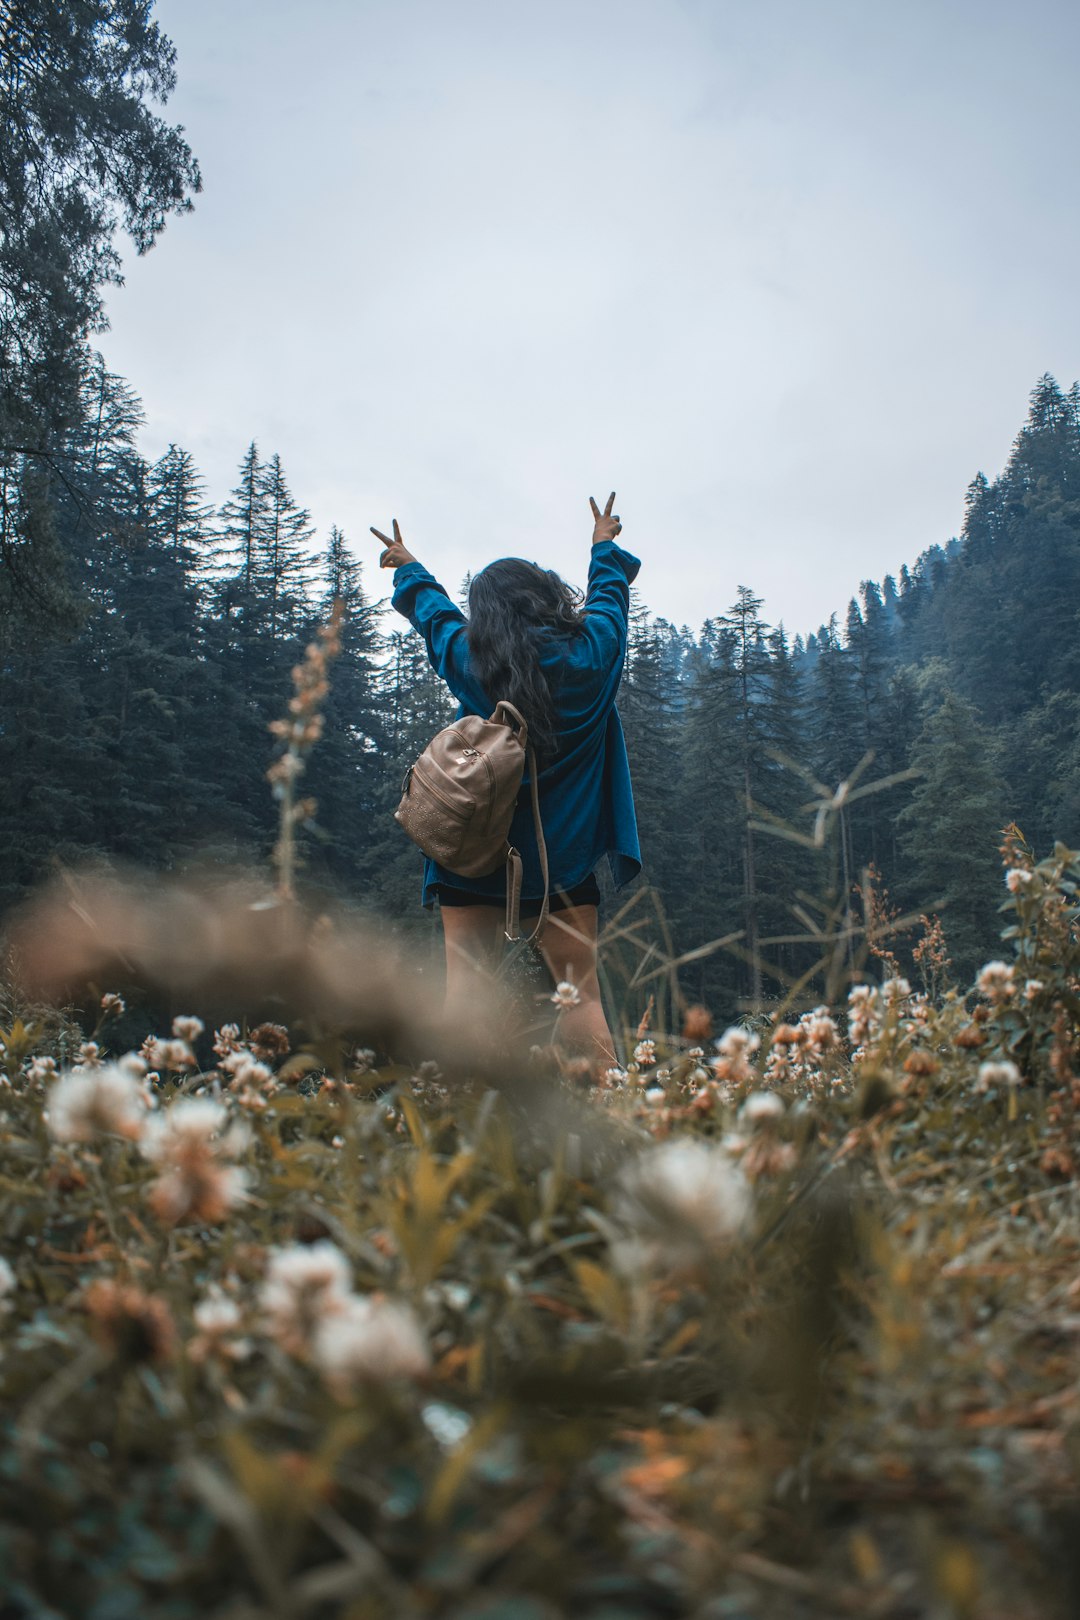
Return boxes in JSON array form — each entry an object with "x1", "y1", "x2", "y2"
[
  {"x1": 260, "y1": 1241, "x2": 353, "y2": 1357},
  {"x1": 312, "y1": 1295, "x2": 429, "y2": 1395},
  {"x1": 614, "y1": 1139, "x2": 751, "y2": 1270},
  {"x1": 141, "y1": 1099, "x2": 249, "y2": 1225},
  {"x1": 189, "y1": 1289, "x2": 251, "y2": 1365},
  {"x1": 46, "y1": 1064, "x2": 148, "y2": 1144}
]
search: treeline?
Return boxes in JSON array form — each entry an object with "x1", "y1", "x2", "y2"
[
  {"x1": 620, "y1": 372, "x2": 1080, "y2": 1002},
  {"x1": 3, "y1": 359, "x2": 1080, "y2": 1009}
]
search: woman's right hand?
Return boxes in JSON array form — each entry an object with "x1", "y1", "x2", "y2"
[
  {"x1": 589, "y1": 492, "x2": 622, "y2": 545},
  {"x1": 371, "y1": 518, "x2": 417, "y2": 569}
]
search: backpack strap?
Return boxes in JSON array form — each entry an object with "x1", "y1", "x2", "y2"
[{"x1": 504, "y1": 745, "x2": 550, "y2": 944}]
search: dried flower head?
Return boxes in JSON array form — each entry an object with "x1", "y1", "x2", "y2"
[
  {"x1": 551, "y1": 980, "x2": 582, "y2": 1011},
  {"x1": 46, "y1": 1064, "x2": 148, "y2": 1143},
  {"x1": 681, "y1": 1004, "x2": 714, "y2": 1042},
  {"x1": 24, "y1": 1055, "x2": 57, "y2": 1084},
  {"x1": 633, "y1": 1040, "x2": 656, "y2": 1068},
  {"x1": 312, "y1": 1295, "x2": 429, "y2": 1394},
  {"x1": 172, "y1": 1015, "x2": 204, "y2": 1042},
  {"x1": 100, "y1": 992, "x2": 126, "y2": 1017},
  {"x1": 83, "y1": 1279, "x2": 176, "y2": 1364},
  {"x1": 249, "y1": 1022, "x2": 290, "y2": 1062}
]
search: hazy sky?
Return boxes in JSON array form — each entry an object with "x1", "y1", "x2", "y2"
[{"x1": 100, "y1": 0, "x2": 1080, "y2": 635}]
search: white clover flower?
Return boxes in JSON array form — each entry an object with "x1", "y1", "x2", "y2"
[
  {"x1": 219, "y1": 1049, "x2": 273, "y2": 1090},
  {"x1": 976, "y1": 961, "x2": 1016, "y2": 1001},
  {"x1": 801, "y1": 1007, "x2": 839, "y2": 1053},
  {"x1": 312, "y1": 1295, "x2": 429, "y2": 1392},
  {"x1": 193, "y1": 1292, "x2": 243, "y2": 1336},
  {"x1": 151, "y1": 1038, "x2": 197, "y2": 1071},
  {"x1": 633, "y1": 1040, "x2": 656, "y2": 1067},
  {"x1": 189, "y1": 1288, "x2": 251, "y2": 1363},
  {"x1": 847, "y1": 984, "x2": 882, "y2": 1047},
  {"x1": 739, "y1": 1090, "x2": 785, "y2": 1127},
  {"x1": 141, "y1": 1098, "x2": 232, "y2": 1159},
  {"x1": 881, "y1": 977, "x2": 912, "y2": 1006},
  {"x1": 713, "y1": 1026, "x2": 761, "y2": 1083},
  {"x1": 614, "y1": 1139, "x2": 751, "y2": 1264},
  {"x1": 213, "y1": 1024, "x2": 243, "y2": 1057},
  {"x1": 24, "y1": 1055, "x2": 57, "y2": 1084},
  {"x1": 172, "y1": 1015, "x2": 205, "y2": 1042},
  {"x1": 100, "y1": 992, "x2": 126, "y2": 1017},
  {"x1": 47, "y1": 1064, "x2": 148, "y2": 1143},
  {"x1": 603, "y1": 1067, "x2": 627, "y2": 1087},
  {"x1": 1006, "y1": 868, "x2": 1035, "y2": 893},
  {"x1": 977, "y1": 1059, "x2": 1021, "y2": 1092},
  {"x1": 141, "y1": 1099, "x2": 250, "y2": 1225},
  {"x1": 717, "y1": 1026, "x2": 761, "y2": 1059},
  {"x1": 76, "y1": 1041, "x2": 102, "y2": 1068},
  {"x1": 1024, "y1": 979, "x2": 1045, "y2": 1002},
  {"x1": 260, "y1": 1241, "x2": 353, "y2": 1356},
  {"x1": 551, "y1": 980, "x2": 581, "y2": 1011}
]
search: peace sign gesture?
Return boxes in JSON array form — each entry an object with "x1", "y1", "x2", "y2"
[
  {"x1": 370, "y1": 518, "x2": 417, "y2": 570},
  {"x1": 589, "y1": 491, "x2": 622, "y2": 546}
]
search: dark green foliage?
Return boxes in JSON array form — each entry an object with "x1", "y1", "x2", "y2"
[
  {"x1": 0, "y1": 0, "x2": 200, "y2": 620},
  {"x1": 898, "y1": 691, "x2": 1003, "y2": 979}
]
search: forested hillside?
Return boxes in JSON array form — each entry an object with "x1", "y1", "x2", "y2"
[{"x1": 3, "y1": 367, "x2": 1079, "y2": 1005}]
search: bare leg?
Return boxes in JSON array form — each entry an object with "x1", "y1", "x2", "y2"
[
  {"x1": 439, "y1": 904, "x2": 503, "y2": 1018},
  {"x1": 539, "y1": 904, "x2": 616, "y2": 1067}
]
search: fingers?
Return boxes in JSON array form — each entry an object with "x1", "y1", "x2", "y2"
[
  {"x1": 589, "y1": 496, "x2": 601, "y2": 521},
  {"x1": 604, "y1": 491, "x2": 616, "y2": 517},
  {"x1": 393, "y1": 518, "x2": 402, "y2": 544},
  {"x1": 370, "y1": 526, "x2": 391, "y2": 546}
]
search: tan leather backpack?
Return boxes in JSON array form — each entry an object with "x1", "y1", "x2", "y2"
[{"x1": 395, "y1": 701, "x2": 549, "y2": 942}]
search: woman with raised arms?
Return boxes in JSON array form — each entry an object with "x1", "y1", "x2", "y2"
[{"x1": 372, "y1": 492, "x2": 641, "y2": 1069}]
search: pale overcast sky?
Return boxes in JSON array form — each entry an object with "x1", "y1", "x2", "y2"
[{"x1": 100, "y1": 0, "x2": 1080, "y2": 636}]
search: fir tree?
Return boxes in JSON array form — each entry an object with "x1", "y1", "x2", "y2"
[{"x1": 898, "y1": 691, "x2": 1003, "y2": 979}]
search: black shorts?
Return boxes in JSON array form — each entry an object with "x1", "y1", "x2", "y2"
[{"x1": 435, "y1": 871, "x2": 601, "y2": 916}]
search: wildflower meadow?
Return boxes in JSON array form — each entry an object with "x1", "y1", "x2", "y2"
[{"x1": 3, "y1": 817, "x2": 1080, "y2": 1618}]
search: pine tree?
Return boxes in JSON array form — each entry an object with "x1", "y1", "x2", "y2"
[
  {"x1": 0, "y1": 0, "x2": 200, "y2": 623},
  {"x1": 303, "y1": 528, "x2": 386, "y2": 898},
  {"x1": 898, "y1": 691, "x2": 1003, "y2": 980}
]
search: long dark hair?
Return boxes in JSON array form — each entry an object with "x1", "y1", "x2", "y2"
[{"x1": 466, "y1": 559, "x2": 585, "y2": 760}]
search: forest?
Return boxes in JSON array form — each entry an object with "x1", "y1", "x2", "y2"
[{"x1": 4, "y1": 356, "x2": 1080, "y2": 1009}]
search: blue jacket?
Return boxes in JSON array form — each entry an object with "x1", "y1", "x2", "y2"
[{"x1": 391, "y1": 540, "x2": 643, "y2": 906}]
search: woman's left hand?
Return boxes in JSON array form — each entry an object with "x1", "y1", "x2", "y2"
[{"x1": 371, "y1": 518, "x2": 417, "y2": 569}]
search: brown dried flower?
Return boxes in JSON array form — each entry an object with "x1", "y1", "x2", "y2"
[{"x1": 83, "y1": 1279, "x2": 176, "y2": 1364}]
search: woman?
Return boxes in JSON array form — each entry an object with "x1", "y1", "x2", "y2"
[{"x1": 372, "y1": 493, "x2": 641, "y2": 1066}]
